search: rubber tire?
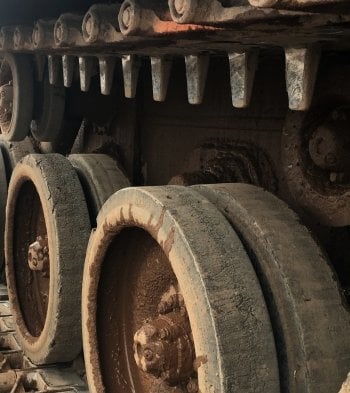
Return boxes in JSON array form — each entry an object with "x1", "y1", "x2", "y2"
[
  {"x1": 194, "y1": 183, "x2": 350, "y2": 393},
  {"x1": 82, "y1": 186, "x2": 280, "y2": 393},
  {"x1": 68, "y1": 154, "x2": 130, "y2": 227},
  {"x1": 0, "y1": 53, "x2": 33, "y2": 142},
  {"x1": 0, "y1": 136, "x2": 35, "y2": 183},
  {"x1": 5, "y1": 154, "x2": 91, "y2": 364},
  {"x1": 0, "y1": 149, "x2": 7, "y2": 282},
  {"x1": 31, "y1": 70, "x2": 65, "y2": 142}
]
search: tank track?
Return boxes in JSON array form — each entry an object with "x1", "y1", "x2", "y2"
[
  {"x1": 0, "y1": 285, "x2": 88, "y2": 393},
  {"x1": 0, "y1": 1, "x2": 347, "y2": 111},
  {"x1": 0, "y1": 1, "x2": 349, "y2": 392}
]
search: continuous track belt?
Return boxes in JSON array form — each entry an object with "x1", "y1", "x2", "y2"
[{"x1": 0, "y1": 285, "x2": 89, "y2": 393}]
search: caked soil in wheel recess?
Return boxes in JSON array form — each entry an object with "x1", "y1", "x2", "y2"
[
  {"x1": 13, "y1": 181, "x2": 49, "y2": 337},
  {"x1": 96, "y1": 227, "x2": 181, "y2": 393}
]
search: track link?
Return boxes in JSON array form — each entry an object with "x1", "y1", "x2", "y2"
[{"x1": 0, "y1": 285, "x2": 88, "y2": 393}]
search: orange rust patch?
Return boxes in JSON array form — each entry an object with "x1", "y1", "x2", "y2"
[{"x1": 153, "y1": 21, "x2": 220, "y2": 34}]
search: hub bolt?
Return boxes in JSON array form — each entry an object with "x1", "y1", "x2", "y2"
[
  {"x1": 133, "y1": 312, "x2": 194, "y2": 385},
  {"x1": 28, "y1": 236, "x2": 49, "y2": 272}
]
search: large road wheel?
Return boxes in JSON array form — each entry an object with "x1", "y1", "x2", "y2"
[
  {"x1": 82, "y1": 186, "x2": 280, "y2": 393},
  {"x1": 68, "y1": 154, "x2": 130, "y2": 226},
  {"x1": 0, "y1": 54, "x2": 33, "y2": 141},
  {"x1": 194, "y1": 183, "x2": 350, "y2": 393},
  {"x1": 0, "y1": 136, "x2": 35, "y2": 281},
  {"x1": 0, "y1": 136, "x2": 35, "y2": 183},
  {"x1": 5, "y1": 154, "x2": 91, "y2": 364}
]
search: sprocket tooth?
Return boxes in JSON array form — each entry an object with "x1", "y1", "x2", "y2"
[
  {"x1": 99, "y1": 56, "x2": 117, "y2": 95},
  {"x1": 122, "y1": 55, "x2": 140, "y2": 98},
  {"x1": 185, "y1": 54, "x2": 209, "y2": 105},
  {"x1": 48, "y1": 55, "x2": 62, "y2": 86},
  {"x1": 62, "y1": 55, "x2": 76, "y2": 88},
  {"x1": 79, "y1": 56, "x2": 95, "y2": 92},
  {"x1": 151, "y1": 56, "x2": 172, "y2": 102},
  {"x1": 228, "y1": 50, "x2": 259, "y2": 109},
  {"x1": 285, "y1": 46, "x2": 320, "y2": 111},
  {"x1": 35, "y1": 54, "x2": 46, "y2": 82}
]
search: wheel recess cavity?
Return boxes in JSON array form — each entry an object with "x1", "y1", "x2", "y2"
[
  {"x1": 31, "y1": 69, "x2": 65, "y2": 142},
  {"x1": 82, "y1": 186, "x2": 280, "y2": 393},
  {"x1": 68, "y1": 154, "x2": 130, "y2": 227},
  {"x1": 193, "y1": 183, "x2": 350, "y2": 393},
  {"x1": 5, "y1": 154, "x2": 91, "y2": 364},
  {"x1": 0, "y1": 53, "x2": 33, "y2": 141}
]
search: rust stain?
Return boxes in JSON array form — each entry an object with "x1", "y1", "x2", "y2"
[
  {"x1": 193, "y1": 355, "x2": 208, "y2": 371},
  {"x1": 162, "y1": 226, "x2": 176, "y2": 258},
  {"x1": 153, "y1": 21, "x2": 220, "y2": 35}
]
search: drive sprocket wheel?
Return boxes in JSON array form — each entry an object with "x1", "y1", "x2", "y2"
[
  {"x1": 0, "y1": 54, "x2": 33, "y2": 141},
  {"x1": 68, "y1": 154, "x2": 130, "y2": 227},
  {"x1": 82, "y1": 186, "x2": 280, "y2": 393},
  {"x1": 194, "y1": 183, "x2": 350, "y2": 393},
  {"x1": 5, "y1": 154, "x2": 91, "y2": 364}
]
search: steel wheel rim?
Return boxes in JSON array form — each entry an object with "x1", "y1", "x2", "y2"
[
  {"x1": 8, "y1": 176, "x2": 50, "y2": 338},
  {"x1": 0, "y1": 58, "x2": 14, "y2": 136}
]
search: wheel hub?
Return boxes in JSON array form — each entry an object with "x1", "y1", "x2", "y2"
[
  {"x1": 133, "y1": 291, "x2": 194, "y2": 386},
  {"x1": 28, "y1": 235, "x2": 49, "y2": 272}
]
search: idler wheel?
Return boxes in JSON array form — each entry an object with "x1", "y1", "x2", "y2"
[
  {"x1": 194, "y1": 183, "x2": 350, "y2": 393},
  {"x1": 5, "y1": 154, "x2": 91, "y2": 364},
  {"x1": 0, "y1": 54, "x2": 33, "y2": 141},
  {"x1": 82, "y1": 186, "x2": 280, "y2": 393},
  {"x1": 68, "y1": 154, "x2": 130, "y2": 226}
]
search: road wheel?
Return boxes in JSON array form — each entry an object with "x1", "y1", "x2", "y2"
[
  {"x1": 0, "y1": 136, "x2": 35, "y2": 281},
  {"x1": 194, "y1": 183, "x2": 350, "y2": 393},
  {"x1": 5, "y1": 153, "x2": 91, "y2": 364},
  {"x1": 0, "y1": 54, "x2": 33, "y2": 141},
  {"x1": 68, "y1": 154, "x2": 130, "y2": 226},
  {"x1": 82, "y1": 186, "x2": 280, "y2": 393}
]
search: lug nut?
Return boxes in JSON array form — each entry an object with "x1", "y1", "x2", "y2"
[{"x1": 133, "y1": 311, "x2": 194, "y2": 384}]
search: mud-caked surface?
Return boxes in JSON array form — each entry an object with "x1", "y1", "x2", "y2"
[{"x1": 96, "y1": 227, "x2": 188, "y2": 393}]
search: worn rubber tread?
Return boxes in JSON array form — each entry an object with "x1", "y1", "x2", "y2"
[
  {"x1": 194, "y1": 183, "x2": 350, "y2": 393},
  {"x1": 0, "y1": 149, "x2": 7, "y2": 281},
  {"x1": 68, "y1": 154, "x2": 130, "y2": 226},
  {"x1": 0, "y1": 136, "x2": 35, "y2": 183},
  {"x1": 1, "y1": 53, "x2": 33, "y2": 142},
  {"x1": 5, "y1": 153, "x2": 91, "y2": 364},
  {"x1": 82, "y1": 185, "x2": 280, "y2": 393}
]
